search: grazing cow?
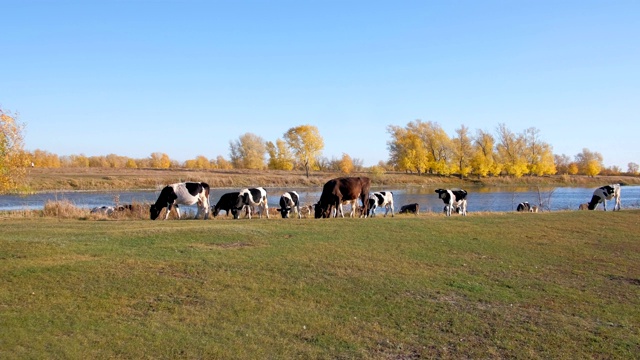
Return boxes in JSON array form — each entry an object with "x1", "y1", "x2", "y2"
[
  {"x1": 530, "y1": 205, "x2": 539, "y2": 213},
  {"x1": 315, "y1": 177, "x2": 370, "y2": 219},
  {"x1": 212, "y1": 192, "x2": 241, "y2": 217},
  {"x1": 278, "y1": 191, "x2": 301, "y2": 219},
  {"x1": 367, "y1": 191, "x2": 394, "y2": 217},
  {"x1": 234, "y1": 187, "x2": 269, "y2": 219},
  {"x1": 516, "y1": 202, "x2": 532, "y2": 212},
  {"x1": 435, "y1": 188, "x2": 468, "y2": 216},
  {"x1": 588, "y1": 184, "x2": 621, "y2": 211},
  {"x1": 578, "y1": 203, "x2": 589, "y2": 210},
  {"x1": 399, "y1": 203, "x2": 420, "y2": 215},
  {"x1": 150, "y1": 182, "x2": 210, "y2": 220},
  {"x1": 91, "y1": 206, "x2": 115, "y2": 215}
]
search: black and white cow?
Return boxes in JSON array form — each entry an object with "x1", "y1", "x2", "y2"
[
  {"x1": 278, "y1": 191, "x2": 301, "y2": 219},
  {"x1": 150, "y1": 182, "x2": 210, "y2": 220},
  {"x1": 516, "y1": 202, "x2": 532, "y2": 212},
  {"x1": 211, "y1": 192, "x2": 241, "y2": 218},
  {"x1": 435, "y1": 188, "x2": 468, "y2": 216},
  {"x1": 234, "y1": 187, "x2": 269, "y2": 219},
  {"x1": 588, "y1": 184, "x2": 621, "y2": 211},
  {"x1": 399, "y1": 203, "x2": 419, "y2": 215},
  {"x1": 367, "y1": 191, "x2": 394, "y2": 217}
]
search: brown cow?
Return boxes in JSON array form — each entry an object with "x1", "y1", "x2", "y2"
[{"x1": 314, "y1": 177, "x2": 371, "y2": 218}]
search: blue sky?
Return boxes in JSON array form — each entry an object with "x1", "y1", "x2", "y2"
[{"x1": 2, "y1": 0, "x2": 639, "y2": 168}]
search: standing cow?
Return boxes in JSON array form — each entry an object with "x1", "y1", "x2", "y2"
[
  {"x1": 587, "y1": 184, "x2": 621, "y2": 211},
  {"x1": 150, "y1": 182, "x2": 210, "y2": 220},
  {"x1": 233, "y1": 187, "x2": 269, "y2": 219},
  {"x1": 367, "y1": 191, "x2": 394, "y2": 217},
  {"x1": 435, "y1": 188, "x2": 468, "y2": 216},
  {"x1": 315, "y1": 177, "x2": 371, "y2": 219},
  {"x1": 278, "y1": 191, "x2": 301, "y2": 219}
]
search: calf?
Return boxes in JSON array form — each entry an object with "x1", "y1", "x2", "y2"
[
  {"x1": 234, "y1": 187, "x2": 269, "y2": 219},
  {"x1": 399, "y1": 203, "x2": 419, "y2": 215},
  {"x1": 278, "y1": 191, "x2": 301, "y2": 219},
  {"x1": 578, "y1": 203, "x2": 589, "y2": 210},
  {"x1": 435, "y1": 188, "x2": 468, "y2": 216},
  {"x1": 150, "y1": 182, "x2": 210, "y2": 220},
  {"x1": 516, "y1": 202, "x2": 532, "y2": 212},
  {"x1": 587, "y1": 184, "x2": 621, "y2": 211},
  {"x1": 367, "y1": 191, "x2": 394, "y2": 217},
  {"x1": 212, "y1": 191, "x2": 241, "y2": 217},
  {"x1": 91, "y1": 206, "x2": 115, "y2": 215}
]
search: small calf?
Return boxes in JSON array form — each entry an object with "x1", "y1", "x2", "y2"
[{"x1": 399, "y1": 203, "x2": 419, "y2": 215}]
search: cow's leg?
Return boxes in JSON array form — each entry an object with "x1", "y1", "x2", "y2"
[
  {"x1": 264, "y1": 199, "x2": 269, "y2": 219},
  {"x1": 164, "y1": 203, "x2": 172, "y2": 220},
  {"x1": 446, "y1": 202, "x2": 452, "y2": 216},
  {"x1": 615, "y1": 195, "x2": 621, "y2": 211}
]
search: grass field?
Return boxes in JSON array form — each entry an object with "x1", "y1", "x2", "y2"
[{"x1": 1, "y1": 211, "x2": 639, "y2": 359}]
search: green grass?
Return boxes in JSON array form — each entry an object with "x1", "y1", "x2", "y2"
[{"x1": 1, "y1": 211, "x2": 639, "y2": 359}]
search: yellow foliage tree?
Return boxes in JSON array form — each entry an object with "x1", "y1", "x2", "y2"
[
  {"x1": 284, "y1": 125, "x2": 324, "y2": 177},
  {"x1": 338, "y1": 153, "x2": 354, "y2": 174},
  {"x1": 150, "y1": 152, "x2": 172, "y2": 169},
  {"x1": 387, "y1": 125, "x2": 429, "y2": 174},
  {"x1": 523, "y1": 127, "x2": 556, "y2": 176},
  {"x1": 31, "y1": 149, "x2": 61, "y2": 168},
  {"x1": 0, "y1": 108, "x2": 29, "y2": 192},
  {"x1": 495, "y1": 123, "x2": 528, "y2": 177},
  {"x1": 575, "y1": 148, "x2": 603, "y2": 176},
  {"x1": 229, "y1": 133, "x2": 266, "y2": 170},
  {"x1": 452, "y1": 125, "x2": 473, "y2": 178},
  {"x1": 266, "y1": 138, "x2": 294, "y2": 170},
  {"x1": 470, "y1": 129, "x2": 499, "y2": 177}
]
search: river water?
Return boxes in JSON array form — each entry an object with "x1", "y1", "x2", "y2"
[{"x1": 1, "y1": 185, "x2": 639, "y2": 214}]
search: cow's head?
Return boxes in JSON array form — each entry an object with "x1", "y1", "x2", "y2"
[
  {"x1": 314, "y1": 203, "x2": 330, "y2": 219},
  {"x1": 150, "y1": 204, "x2": 161, "y2": 220}
]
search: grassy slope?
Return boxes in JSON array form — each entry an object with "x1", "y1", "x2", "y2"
[{"x1": 1, "y1": 211, "x2": 639, "y2": 359}]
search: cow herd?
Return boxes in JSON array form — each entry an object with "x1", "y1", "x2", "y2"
[{"x1": 147, "y1": 178, "x2": 624, "y2": 220}]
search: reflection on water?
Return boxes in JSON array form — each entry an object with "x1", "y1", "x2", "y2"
[{"x1": 1, "y1": 186, "x2": 639, "y2": 213}]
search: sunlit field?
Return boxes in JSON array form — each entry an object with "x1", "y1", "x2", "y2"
[{"x1": 1, "y1": 210, "x2": 638, "y2": 359}]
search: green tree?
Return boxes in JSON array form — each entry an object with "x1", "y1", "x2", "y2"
[{"x1": 284, "y1": 125, "x2": 324, "y2": 177}]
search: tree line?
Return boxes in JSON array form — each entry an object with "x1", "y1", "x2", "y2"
[{"x1": 1, "y1": 106, "x2": 639, "y2": 193}]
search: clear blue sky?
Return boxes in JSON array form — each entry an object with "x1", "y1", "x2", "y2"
[{"x1": 2, "y1": 0, "x2": 639, "y2": 168}]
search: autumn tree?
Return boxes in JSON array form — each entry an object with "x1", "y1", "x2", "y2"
[
  {"x1": 523, "y1": 127, "x2": 556, "y2": 176},
  {"x1": 387, "y1": 125, "x2": 428, "y2": 174},
  {"x1": 31, "y1": 149, "x2": 61, "y2": 168},
  {"x1": 229, "y1": 133, "x2": 266, "y2": 169},
  {"x1": 266, "y1": 138, "x2": 294, "y2": 170},
  {"x1": 554, "y1": 154, "x2": 572, "y2": 175},
  {"x1": 407, "y1": 120, "x2": 452, "y2": 175},
  {"x1": 0, "y1": 108, "x2": 29, "y2": 192},
  {"x1": 185, "y1": 155, "x2": 210, "y2": 169},
  {"x1": 338, "y1": 153, "x2": 354, "y2": 174},
  {"x1": 628, "y1": 162, "x2": 639, "y2": 175},
  {"x1": 575, "y1": 148, "x2": 603, "y2": 177},
  {"x1": 470, "y1": 129, "x2": 499, "y2": 177},
  {"x1": 284, "y1": 125, "x2": 324, "y2": 177},
  {"x1": 495, "y1": 123, "x2": 528, "y2": 177},
  {"x1": 451, "y1": 125, "x2": 473, "y2": 178},
  {"x1": 150, "y1": 152, "x2": 172, "y2": 169}
]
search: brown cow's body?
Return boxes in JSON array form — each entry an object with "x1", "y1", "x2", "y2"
[{"x1": 315, "y1": 177, "x2": 371, "y2": 218}]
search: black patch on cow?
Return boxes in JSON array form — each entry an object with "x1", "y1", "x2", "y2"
[
  {"x1": 517, "y1": 202, "x2": 531, "y2": 212},
  {"x1": 587, "y1": 195, "x2": 601, "y2": 210},
  {"x1": 374, "y1": 193, "x2": 384, "y2": 206},
  {"x1": 600, "y1": 185, "x2": 615, "y2": 196},
  {"x1": 185, "y1": 182, "x2": 203, "y2": 197},
  {"x1": 248, "y1": 188, "x2": 263, "y2": 203},
  {"x1": 150, "y1": 185, "x2": 178, "y2": 220}
]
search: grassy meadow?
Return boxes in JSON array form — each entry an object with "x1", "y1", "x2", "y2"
[{"x1": 1, "y1": 210, "x2": 639, "y2": 359}]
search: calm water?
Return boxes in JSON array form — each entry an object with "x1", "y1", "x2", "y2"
[{"x1": 1, "y1": 185, "x2": 639, "y2": 214}]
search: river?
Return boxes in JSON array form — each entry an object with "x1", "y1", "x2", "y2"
[{"x1": 1, "y1": 185, "x2": 639, "y2": 214}]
